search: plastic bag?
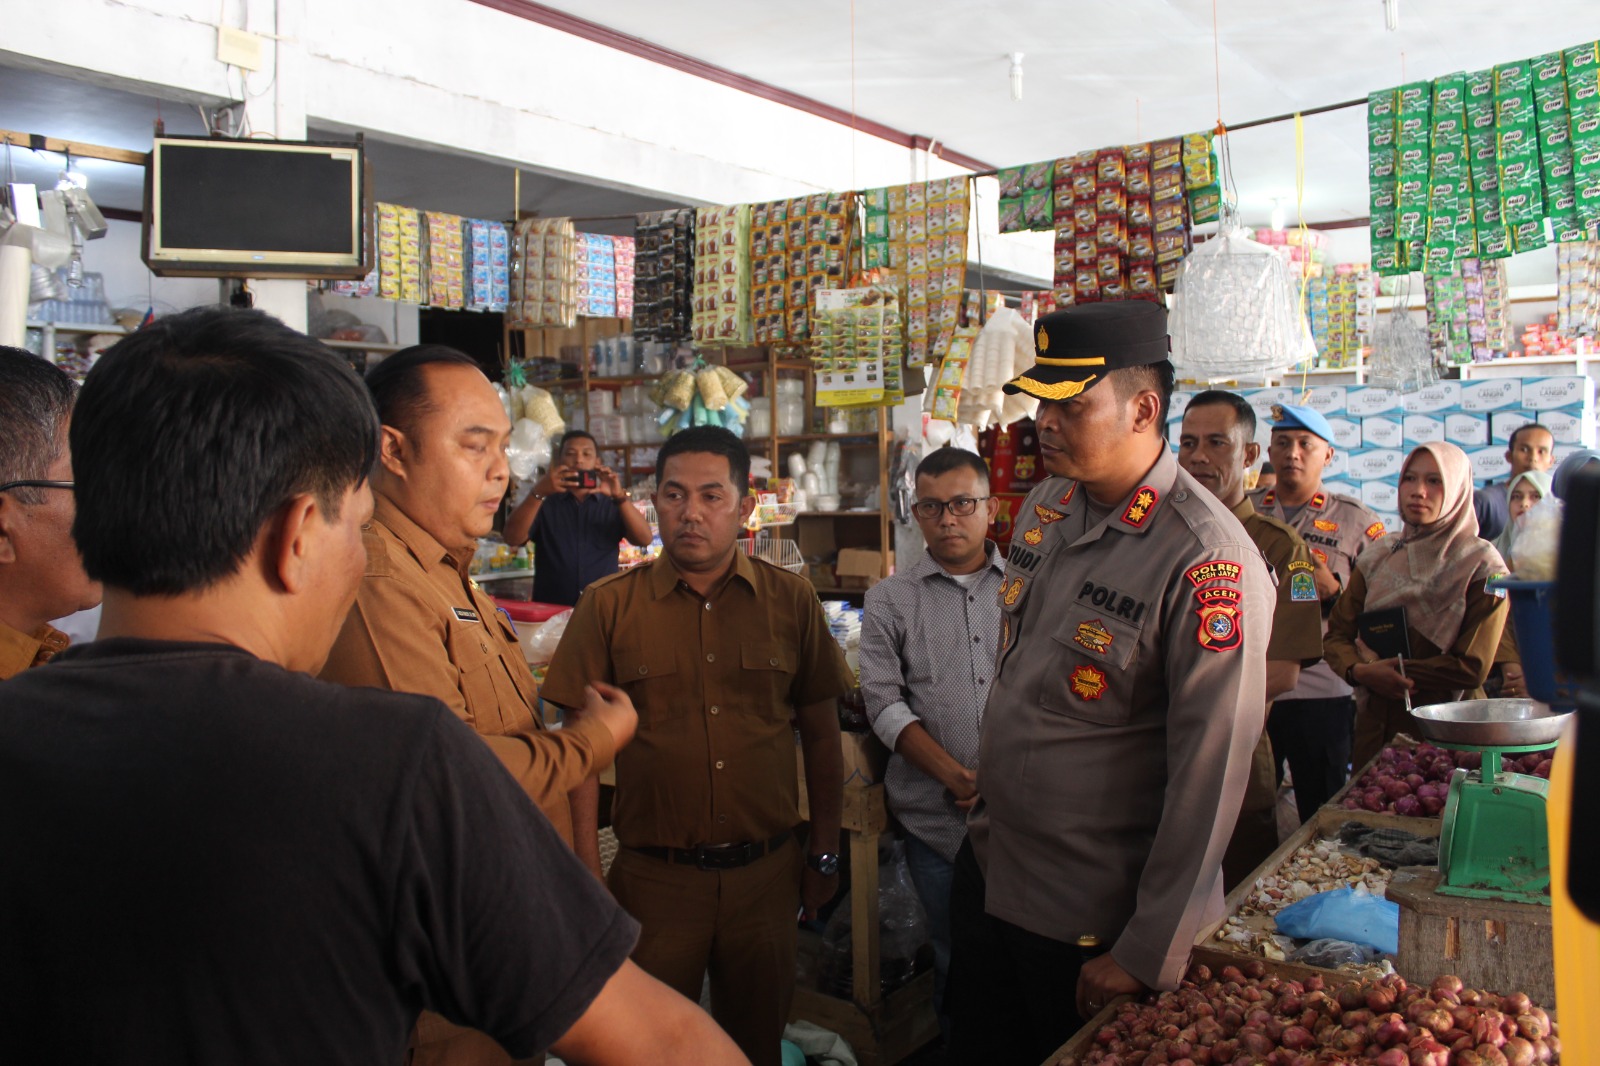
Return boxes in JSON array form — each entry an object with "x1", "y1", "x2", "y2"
[
  {"x1": 1289, "y1": 937, "x2": 1382, "y2": 969},
  {"x1": 1366, "y1": 285, "x2": 1438, "y2": 393},
  {"x1": 505, "y1": 417, "x2": 550, "y2": 482},
  {"x1": 518, "y1": 608, "x2": 572, "y2": 666},
  {"x1": 1274, "y1": 885, "x2": 1399, "y2": 954},
  {"x1": 819, "y1": 838, "x2": 931, "y2": 998},
  {"x1": 1510, "y1": 496, "x2": 1563, "y2": 581},
  {"x1": 1168, "y1": 222, "x2": 1309, "y2": 378}
]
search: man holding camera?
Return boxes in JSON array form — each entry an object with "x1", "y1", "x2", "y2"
[{"x1": 506, "y1": 429, "x2": 653, "y2": 608}]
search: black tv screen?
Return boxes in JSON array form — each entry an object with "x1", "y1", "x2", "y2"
[{"x1": 143, "y1": 137, "x2": 369, "y2": 278}]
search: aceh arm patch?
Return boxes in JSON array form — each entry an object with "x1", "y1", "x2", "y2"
[{"x1": 1189, "y1": 559, "x2": 1245, "y2": 653}]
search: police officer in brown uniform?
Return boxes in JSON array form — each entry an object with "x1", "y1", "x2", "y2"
[
  {"x1": 946, "y1": 303, "x2": 1273, "y2": 1065},
  {"x1": 1179, "y1": 391, "x2": 1324, "y2": 888},
  {"x1": 541, "y1": 426, "x2": 854, "y2": 1066},
  {"x1": 1251, "y1": 403, "x2": 1386, "y2": 823}
]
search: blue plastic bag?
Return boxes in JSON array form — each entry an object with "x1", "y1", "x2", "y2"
[{"x1": 1273, "y1": 887, "x2": 1399, "y2": 955}]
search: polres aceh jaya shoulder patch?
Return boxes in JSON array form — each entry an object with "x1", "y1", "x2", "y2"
[{"x1": 1186, "y1": 560, "x2": 1242, "y2": 587}]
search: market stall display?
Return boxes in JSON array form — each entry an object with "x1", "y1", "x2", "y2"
[
  {"x1": 1054, "y1": 960, "x2": 1560, "y2": 1066},
  {"x1": 860, "y1": 177, "x2": 968, "y2": 368},
  {"x1": 1425, "y1": 258, "x2": 1512, "y2": 365},
  {"x1": 508, "y1": 216, "x2": 578, "y2": 328},
  {"x1": 632, "y1": 208, "x2": 695, "y2": 342},
  {"x1": 746, "y1": 193, "x2": 851, "y2": 346},
  {"x1": 691, "y1": 204, "x2": 751, "y2": 344}
]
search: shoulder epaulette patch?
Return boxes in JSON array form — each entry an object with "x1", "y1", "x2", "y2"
[
  {"x1": 1310, "y1": 492, "x2": 1327, "y2": 509},
  {"x1": 1366, "y1": 521, "x2": 1386, "y2": 540},
  {"x1": 1121, "y1": 485, "x2": 1158, "y2": 527}
]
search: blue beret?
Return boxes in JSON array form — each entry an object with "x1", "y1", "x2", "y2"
[{"x1": 1268, "y1": 403, "x2": 1336, "y2": 444}]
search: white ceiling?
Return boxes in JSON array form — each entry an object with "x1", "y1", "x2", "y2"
[{"x1": 537, "y1": 0, "x2": 1600, "y2": 227}]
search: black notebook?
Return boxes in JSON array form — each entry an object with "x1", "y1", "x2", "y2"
[{"x1": 1357, "y1": 606, "x2": 1412, "y2": 661}]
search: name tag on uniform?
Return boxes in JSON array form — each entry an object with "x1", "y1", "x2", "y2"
[{"x1": 452, "y1": 607, "x2": 481, "y2": 623}]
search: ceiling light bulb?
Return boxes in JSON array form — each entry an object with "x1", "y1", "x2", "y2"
[
  {"x1": 1270, "y1": 199, "x2": 1287, "y2": 232},
  {"x1": 1383, "y1": 0, "x2": 1399, "y2": 32},
  {"x1": 1008, "y1": 52, "x2": 1025, "y2": 102}
]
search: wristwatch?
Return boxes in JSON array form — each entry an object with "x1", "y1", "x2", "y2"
[{"x1": 807, "y1": 852, "x2": 840, "y2": 876}]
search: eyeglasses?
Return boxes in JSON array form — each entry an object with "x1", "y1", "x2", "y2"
[
  {"x1": 912, "y1": 496, "x2": 991, "y2": 520},
  {"x1": 0, "y1": 480, "x2": 75, "y2": 495}
]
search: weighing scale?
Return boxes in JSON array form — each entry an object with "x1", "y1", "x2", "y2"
[{"x1": 1409, "y1": 698, "x2": 1571, "y2": 905}]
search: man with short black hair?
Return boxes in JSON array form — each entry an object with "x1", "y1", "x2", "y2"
[
  {"x1": 0, "y1": 346, "x2": 101, "y2": 678},
  {"x1": 0, "y1": 308, "x2": 745, "y2": 1066},
  {"x1": 542, "y1": 426, "x2": 854, "y2": 1066},
  {"x1": 948, "y1": 303, "x2": 1272, "y2": 1065},
  {"x1": 1179, "y1": 390, "x2": 1323, "y2": 887},
  {"x1": 1475, "y1": 422, "x2": 1555, "y2": 542},
  {"x1": 861, "y1": 445, "x2": 1002, "y2": 1022},
  {"x1": 321, "y1": 344, "x2": 634, "y2": 1066},
  {"x1": 505, "y1": 428, "x2": 652, "y2": 607}
]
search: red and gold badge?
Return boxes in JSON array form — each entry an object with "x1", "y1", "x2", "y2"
[
  {"x1": 1194, "y1": 586, "x2": 1244, "y2": 653},
  {"x1": 1310, "y1": 492, "x2": 1327, "y2": 509},
  {"x1": 1261, "y1": 490, "x2": 1276, "y2": 507},
  {"x1": 1003, "y1": 577, "x2": 1025, "y2": 606},
  {"x1": 1073, "y1": 618, "x2": 1114, "y2": 655},
  {"x1": 1070, "y1": 664, "x2": 1108, "y2": 701},
  {"x1": 1366, "y1": 521, "x2": 1386, "y2": 540},
  {"x1": 1058, "y1": 483, "x2": 1077, "y2": 507},
  {"x1": 1121, "y1": 485, "x2": 1158, "y2": 528},
  {"x1": 1311, "y1": 548, "x2": 1329, "y2": 565},
  {"x1": 1186, "y1": 560, "x2": 1242, "y2": 587},
  {"x1": 1313, "y1": 518, "x2": 1340, "y2": 532},
  {"x1": 1022, "y1": 526, "x2": 1044, "y2": 546}
]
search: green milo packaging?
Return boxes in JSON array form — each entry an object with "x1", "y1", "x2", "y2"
[
  {"x1": 1368, "y1": 88, "x2": 1399, "y2": 122},
  {"x1": 1495, "y1": 94, "x2": 1534, "y2": 124},
  {"x1": 1494, "y1": 60, "x2": 1533, "y2": 96},
  {"x1": 1532, "y1": 52, "x2": 1566, "y2": 84},
  {"x1": 1572, "y1": 102, "x2": 1600, "y2": 141},
  {"x1": 1511, "y1": 218, "x2": 1546, "y2": 253},
  {"x1": 1574, "y1": 140, "x2": 1600, "y2": 175},
  {"x1": 1565, "y1": 42, "x2": 1600, "y2": 76},
  {"x1": 1495, "y1": 122, "x2": 1539, "y2": 158},
  {"x1": 1369, "y1": 179, "x2": 1398, "y2": 212},
  {"x1": 1499, "y1": 176, "x2": 1544, "y2": 224},
  {"x1": 1398, "y1": 81, "x2": 1432, "y2": 114},
  {"x1": 1370, "y1": 213, "x2": 1398, "y2": 243},
  {"x1": 1474, "y1": 194, "x2": 1502, "y2": 226},
  {"x1": 1398, "y1": 144, "x2": 1430, "y2": 174},
  {"x1": 1570, "y1": 71, "x2": 1600, "y2": 108},
  {"x1": 1478, "y1": 224, "x2": 1512, "y2": 259},
  {"x1": 1433, "y1": 73, "x2": 1466, "y2": 112},
  {"x1": 1466, "y1": 68, "x2": 1495, "y2": 103},
  {"x1": 1397, "y1": 206, "x2": 1427, "y2": 241},
  {"x1": 1370, "y1": 147, "x2": 1397, "y2": 178},
  {"x1": 1397, "y1": 115, "x2": 1430, "y2": 145}
]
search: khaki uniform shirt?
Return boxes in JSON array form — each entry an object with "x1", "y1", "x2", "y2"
[
  {"x1": 1250, "y1": 486, "x2": 1385, "y2": 700},
  {"x1": 1234, "y1": 498, "x2": 1324, "y2": 667},
  {"x1": 540, "y1": 550, "x2": 854, "y2": 851},
  {"x1": 0, "y1": 621, "x2": 69, "y2": 680},
  {"x1": 320, "y1": 494, "x2": 615, "y2": 844},
  {"x1": 970, "y1": 447, "x2": 1273, "y2": 991}
]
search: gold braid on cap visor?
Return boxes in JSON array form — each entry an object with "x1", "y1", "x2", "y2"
[
  {"x1": 1008, "y1": 355, "x2": 1105, "y2": 401},
  {"x1": 1008, "y1": 373, "x2": 1099, "y2": 401}
]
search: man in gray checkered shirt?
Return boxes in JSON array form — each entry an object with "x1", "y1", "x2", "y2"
[{"x1": 860, "y1": 446, "x2": 1004, "y2": 1020}]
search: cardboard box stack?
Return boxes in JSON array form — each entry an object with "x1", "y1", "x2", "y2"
[{"x1": 1169, "y1": 377, "x2": 1597, "y2": 531}]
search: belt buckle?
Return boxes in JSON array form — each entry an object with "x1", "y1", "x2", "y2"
[{"x1": 694, "y1": 843, "x2": 751, "y2": 870}]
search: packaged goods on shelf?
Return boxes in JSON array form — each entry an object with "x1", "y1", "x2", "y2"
[
  {"x1": 631, "y1": 208, "x2": 694, "y2": 342},
  {"x1": 466, "y1": 219, "x2": 511, "y2": 312},
  {"x1": 509, "y1": 217, "x2": 578, "y2": 328},
  {"x1": 691, "y1": 205, "x2": 751, "y2": 345},
  {"x1": 1424, "y1": 257, "x2": 1510, "y2": 364},
  {"x1": 575, "y1": 232, "x2": 618, "y2": 317},
  {"x1": 1556, "y1": 239, "x2": 1600, "y2": 335},
  {"x1": 810, "y1": 286, "x2": 904, "y2": 408},
  {"x1": 861, "y1": 177, "x2": 968, "y2": 367},
  {"x1": 746, "y1": 192, "x2": 851, "y2": 346},
  {"x1": 374, "y1": 202, "x2": 422, "y2": 303},
  {"x1": 611, "y1": 235, "x2": 635, "y2": 318}
]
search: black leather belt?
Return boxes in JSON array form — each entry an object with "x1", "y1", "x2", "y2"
[{"x1": 630, "y1": 831, "x2": 793, "y2": 871}]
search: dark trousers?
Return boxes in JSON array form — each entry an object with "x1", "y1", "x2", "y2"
[
  {"x1": 946, "y1": 838, "x2": 1087, "y2": 1066},
  {"x1": 1268, "y1": 696, "x2": 1356, "y2": 824}
]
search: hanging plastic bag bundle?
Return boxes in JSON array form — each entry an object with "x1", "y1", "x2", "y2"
[
  {"x1": 1168, "y1": 220, "x2": 1311, "y2": 379},
  {"x1": 1366, "y1": 280, "x2": 1438, "y2": 393}
]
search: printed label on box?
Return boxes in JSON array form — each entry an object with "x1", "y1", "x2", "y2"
[
  {"x1": 1401, "y1": 381, "x2": 1463, "y2": 414},
  {"x1": 1347, "y1": 386, "x2": 1405, "y2": 417},
  {"x1": 1444, "y1": 412, "x2": 1491, "y2": 446},
  {"x1": 1361, "y1": 416, "x2": 1405, "y2": 449},
  {"x1": 1326, "y1": 417, "x2": 1364, "y2": 449},
  {"x1": 1304, "y1": 386, "x2": 1348, "y2": 416},
  {"x1": 1402, "y1": 415, "x2": 1447, "y2": 445},
  {"x1": 1362, "y1": 480, "x2": 1400, "y2": 512},
  {"x1": 1466, "y1": 447, "x2": 1512, "y2": 482},
  {"x1": 1324, "y1": 449, "x2": 1350, "y2": 479},
  {"x1": 1491, "y1": 409, "x2": 1536, "y2": 444},
  {"x1": 1322, "y1": 479, "x2": 1362, "y2": 498},
  {"x1": 1542, "y1": 408, "x2": 1596, "y2": 445},
  {"x1": 1460, "y1": 378, "x2": 1523, "y2": 411},
  {"x1": 1347, "y1": 449, "x2": 1407, "y2": 481},
  {"x1": 1522, "y1": 376, "x2": 1595, "y2": 411}
]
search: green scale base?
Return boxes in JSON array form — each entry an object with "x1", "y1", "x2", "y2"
[{"x1": 1436, "y1": 741, "x2": 1553, "y2": 906}]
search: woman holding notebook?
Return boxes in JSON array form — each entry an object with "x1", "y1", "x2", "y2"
[{"x1": 1324, "y1": 441, "x2": 1512, "y2": 768}]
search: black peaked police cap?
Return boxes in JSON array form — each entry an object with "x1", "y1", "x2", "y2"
[{"x1": 1002, "y1": 301, "x2": 1171, "y2": 402}]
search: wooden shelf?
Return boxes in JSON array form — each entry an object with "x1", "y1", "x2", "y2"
[
  {"x1": 797, "y1": 510, "x2": 881, "y2": 518},
  {"x1": 777, "y1": 433, "x2": 878, "y2": 443},
  {"x1": 586, "y1": 374, "x2": 659, "y2": 385}
]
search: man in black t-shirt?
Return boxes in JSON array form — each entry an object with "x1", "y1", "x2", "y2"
[{"x1": 0, "y1": 308, "x2": 749, "y2": 1066}]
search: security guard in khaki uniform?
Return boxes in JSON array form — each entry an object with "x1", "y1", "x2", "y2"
[
  {"x1": 946, "y1": 303, "x2": 1273, "y2": 1066},
  {"x1": 1179, "y1": 391, "x2": 1324, "y2": 888},
  {"x1": 1251, "y1": 403, "x2": 1385, "y2": 823}
]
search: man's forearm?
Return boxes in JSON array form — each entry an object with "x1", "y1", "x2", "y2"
[
  {"x1": 617, "y1": 499, "x2": 653, "y2": 547},
  {"x1": 570, "y1": 774, "x2": 603, "y2": 879},
  {"x1": 797, "y1": 699, "x2": 843, "y2": 854},
  {"x1": 892, "y1": 721, "x2": 967, "y2": 793}
]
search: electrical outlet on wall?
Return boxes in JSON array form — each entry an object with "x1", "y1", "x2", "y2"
[{"x1": 217, "y1": 26, "x2": 265, "y2": 71}]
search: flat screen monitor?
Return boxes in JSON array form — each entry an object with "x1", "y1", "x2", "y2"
[{"x1": 142, "y1": 136, "x2": 370, "y2": 278}]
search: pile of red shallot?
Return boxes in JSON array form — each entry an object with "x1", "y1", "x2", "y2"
[
  {"x1": 1339, "y1": 745, "x2": 1554, "y2": 818},
  {"x1": 1066, "y1": 960, "x2": 1558, "y2": 1066}
]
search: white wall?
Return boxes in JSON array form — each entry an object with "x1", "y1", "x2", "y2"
[{"x1": 80, "y1": 219, "x2": 220, "y2": 315}]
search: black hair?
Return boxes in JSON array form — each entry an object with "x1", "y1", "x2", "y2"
[
  {"x1": 71, "y1": 307, "x2": 381, "y2": 596},
  {"x1": 557, "y1": 429, "x2": 598, "y2": 453},
  {"x1": 363, "y1": 344, "x2": 483, "y2": 437},
  {"x1": 0, "y1": 346, "x2": 76, "y2": 505},
  {"x1": 655, "y1": 425, "x2": 750, "y2": 490},
  {"x1": 1507, "y1": 422, "x2": 1552, "y2": 450},
  {"x1": 1185, "y1": 389, "x2": 1257, "y2": 440},
  {"x1": 1110, "y1": 360, "x2": 1175, "y2": 424},
  {"x1": 915, "y1": 446, "x2": 990, "y2": 487}
]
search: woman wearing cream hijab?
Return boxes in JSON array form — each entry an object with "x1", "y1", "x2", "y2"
[{"x1": 1325, "y1": 442, "x2": 1511, "y2": 767}]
